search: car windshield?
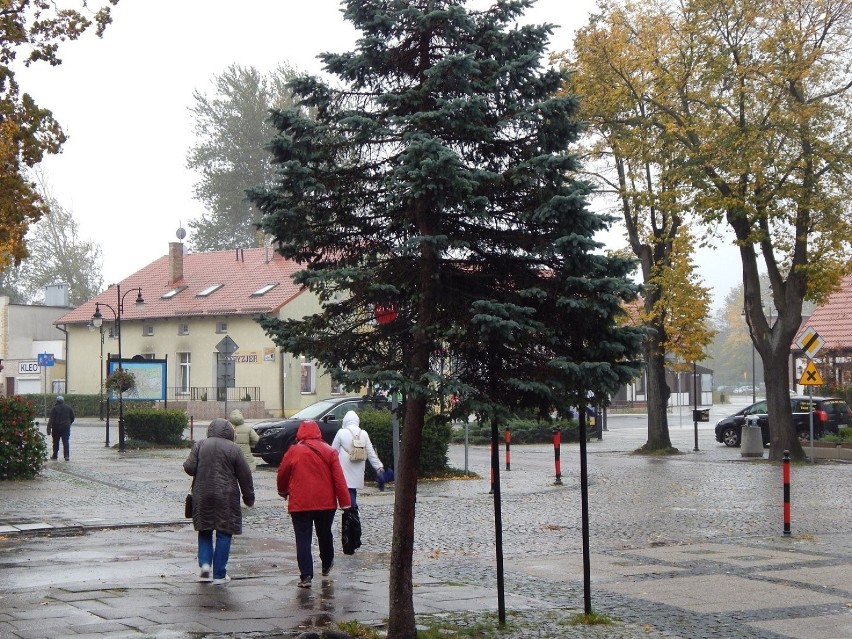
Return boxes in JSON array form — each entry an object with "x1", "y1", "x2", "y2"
[{"x1": 289, "y1": 399, "x2": 352, "y2": 420}]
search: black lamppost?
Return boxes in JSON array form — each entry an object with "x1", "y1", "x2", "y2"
[{"x1": 92, "y1": 284, "x2": 144, "y2": 451}]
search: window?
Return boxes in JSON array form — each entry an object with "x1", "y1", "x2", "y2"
[
  {"x1": 330, "y1": 378, "x2": 345, "y2": 395},
  {"x1": 197, "y1": 284, "x2": 223, "y2": 297},
  {"x1": 178, "y1": 323, "x2": 189, "y2": 336},
  {"x1": 251, "y1": 283, "x2": 278, "y2": 296},
  {"x1": 178, "y1": 352, "x2": 191, "y2": 394},
  {"x1": 300, "y1": 361, "x2": 316, "y2": 394},
  {"x1": 161, "y1": 286, "x2": 187, "y2": 299},
  {"x1": 216, "y1": 322, "x2": 228, "y2": 334},
  {"x1": 143, "y1": 325, "x2": 154, "y2": 336}
]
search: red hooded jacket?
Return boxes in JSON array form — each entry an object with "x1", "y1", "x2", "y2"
[{"x1": 277, "y1": 420, "x2": 351, "y2": 513}]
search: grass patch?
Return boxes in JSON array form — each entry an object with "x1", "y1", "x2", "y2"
[
  {"x1": 420, "y1": 466, "x2": 481, "y2": 480},
  {"x1": 568, "y1": 611, "x2": 613, "y2": 625},
  {"x1": 632, "y1": 445, "x2": 683, "y2": 456}
]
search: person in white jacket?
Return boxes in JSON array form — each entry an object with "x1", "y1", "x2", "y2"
[{"x1": 331, "y1": 410, "x2": 384, "y2": 508}]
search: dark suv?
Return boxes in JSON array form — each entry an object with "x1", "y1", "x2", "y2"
[
  {"x1": 715, "y1": 396, "x2": 852, "y2": 447},
  {"x1": 251, "y1": 395, "x2": 391, "y2": 466}
]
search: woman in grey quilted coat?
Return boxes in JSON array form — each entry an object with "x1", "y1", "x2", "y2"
[{"x1": 183, "y1": 418, "x2": 255, "y2": 585}]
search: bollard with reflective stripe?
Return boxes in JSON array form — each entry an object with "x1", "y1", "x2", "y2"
[
  {"x1": 504, "y1": 427, "x2": 511, "y2": 471},
  {"x1": 783, "y1": 450, "x2": 791, "y2": 536},
  {"x1": 553, "y1": 428, "x2": 562, "y2": 485}
]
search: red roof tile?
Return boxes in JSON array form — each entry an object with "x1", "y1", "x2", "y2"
[
  {"x1": 799, "y1": 274, "x2": 852, "y2": 350},
  {"x1": 56, "y1": 247, "x2": 305, "y2": 325}
]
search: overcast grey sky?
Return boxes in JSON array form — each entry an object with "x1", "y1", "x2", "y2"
[{"x1": 19, "y1": 0, "x2": 738, "y2": 309}]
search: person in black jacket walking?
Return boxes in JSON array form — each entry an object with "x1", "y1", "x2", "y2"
[
  {"x1": 183, "y1": 418, "x2": 255, "y2": 585},
  {"x1": 46, "y1": 396, "x2": 75, "y2": 461}
]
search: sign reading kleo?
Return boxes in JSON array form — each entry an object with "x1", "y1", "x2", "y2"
[
  {"x1": 799, "y1": 360, "x2": 824, "y2": 386},
  {"x1": 795, "y1": 327, "x2": 825, "y2": 359},
  {"x1": 18, "y1": 361, "x2": 40, "y2": 375}
]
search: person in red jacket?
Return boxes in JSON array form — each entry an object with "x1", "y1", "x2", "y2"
[{"x1": 277, "y1": 420, "x2": 351, "y2": 588}]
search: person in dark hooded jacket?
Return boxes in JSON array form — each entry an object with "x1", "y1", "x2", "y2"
[
  {"x1": 277, "y1": 420, "x2": 350, "y2": 588},
  {"x1": 184, "y1": 418, "x2": 255, "y2": 585}
]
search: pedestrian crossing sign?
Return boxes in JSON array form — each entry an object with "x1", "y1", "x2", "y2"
[{"x1": 798, "y1": 360, "x2": 823, "y2": 386}]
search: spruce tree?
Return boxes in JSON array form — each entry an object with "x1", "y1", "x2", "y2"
[{"x1": 251, "y1": 2, "x2": 644, "y2": 635}]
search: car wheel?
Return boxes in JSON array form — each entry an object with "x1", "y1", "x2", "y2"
[{"x1": 721, "y1": 426, "x2": 740, "y2": 447}]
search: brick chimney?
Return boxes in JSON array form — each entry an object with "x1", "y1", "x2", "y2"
[{"x1": 169, "y1": 242, "x2": 184, "y2": 284}]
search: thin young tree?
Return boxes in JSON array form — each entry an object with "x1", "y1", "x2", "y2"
[{"x1": 251, "y1": 1, "x2": 644, "y2": 636}]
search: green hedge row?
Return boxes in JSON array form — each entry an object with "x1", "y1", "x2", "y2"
[
  {"x1": 17, "y1": 394, "x2": 111, "y2": 419},
  {"x1": 451, "y1": 418, "x2": 581, "y2": 445},
  {"x1": 124, "y1": 409, "x2": 188, "y2": 445}
]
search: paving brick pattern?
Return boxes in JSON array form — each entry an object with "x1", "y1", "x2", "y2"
[{"x1": 0, "y1": 417, "x2": 850, "y2": 638}]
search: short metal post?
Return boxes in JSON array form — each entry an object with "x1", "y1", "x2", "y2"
[
  {"x1": 783, "y1": 450, "x2": 791, "y2": 536},
  {"x1": 553, "y1": 427, "x2": 562, "y2": 485},
  {"x1": 190, "y1": 415, "x2": 194, "y2": 442},
  {"x1": 504, "y1": 427, "x2": 511, "y2": 471}
]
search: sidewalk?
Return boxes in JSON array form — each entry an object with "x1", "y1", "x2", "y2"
[{"x1": 0, "y1": 419, "x2": 850, "y2": 638}]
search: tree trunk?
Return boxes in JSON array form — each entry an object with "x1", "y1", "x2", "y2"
[
  {"x1": 642, "y1": 325, "x2": 674, "y2": 451},
  {"x1": 386, "y1": 396, "x2": 426, "y2": 639},
  {"x1": 740, "y1": 248, "x2": 806, "y2": 462}
]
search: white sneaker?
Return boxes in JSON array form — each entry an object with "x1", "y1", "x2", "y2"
[
  {"x1": 199, "y1": 563, "x2": 212, "y2": 582},
  {"x1": 211, "y1": 575, "x2": 231, "y2": 585}
]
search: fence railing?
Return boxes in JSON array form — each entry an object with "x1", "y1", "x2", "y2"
[{"x1": 166, "y1": 387, "x2": 261, "y2": 402}]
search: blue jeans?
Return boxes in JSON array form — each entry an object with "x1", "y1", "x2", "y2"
[
  {"x1": 51, "y1": 429, "x2": 70, "y2": 460},
  {"x1": 198, "y1": 530, "x2": 232, "y2": 579},
  {"x1": 348, "y1": 488, "x2": 358, "y2": 509},
  {"x1": 291, "y1": 510, "x2": 336, "y2": 580}
]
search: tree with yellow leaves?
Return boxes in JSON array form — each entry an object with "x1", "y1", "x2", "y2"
[
  {"x1": 570, "y1": 0, "x2": 852, "y2": 460},
  {"x1": 566, "y1": 21, "x2": 713, "y2": 452},
  {"x1": 0, "y1": 1, "x2": 117, "y2": 271}
]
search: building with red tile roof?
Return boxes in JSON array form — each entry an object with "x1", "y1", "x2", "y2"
[
  {"x1": 793, "y1": 274, "x2": 852, "y2": 389},
  {"x1": 55, "y1": 244, "x2": 339, "y2": 418}
]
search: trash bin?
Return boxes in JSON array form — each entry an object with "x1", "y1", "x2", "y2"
[{"x1": 741, "y1": 415, "x2": 764, "y2": 458}]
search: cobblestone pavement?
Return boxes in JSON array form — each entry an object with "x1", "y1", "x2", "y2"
[{"x1": 0, "y1": 414, "x2": 851, "y2": 638}]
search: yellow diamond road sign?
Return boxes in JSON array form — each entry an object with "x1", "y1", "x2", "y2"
[
  {"x1": 799, "y1": 360, "x2": 823, "y2": 386},
  {"x1": 795, "y1": 327, "x2": 825, "y2": 359}
]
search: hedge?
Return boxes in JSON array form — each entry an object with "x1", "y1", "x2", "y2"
[
  {"x1": 358, "y1": 408, "x2": 451, "y2": 477},
  {"x1": 451, "y1": 418, "x2": 581, "y2": 445},
  {"x1": 123, "y1": 409, "x2": 188, "y2": 445}
]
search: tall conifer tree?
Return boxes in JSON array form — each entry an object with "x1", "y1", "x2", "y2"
[{"x1": 251, "y1": 2, "x2": 643, "y2": 635}]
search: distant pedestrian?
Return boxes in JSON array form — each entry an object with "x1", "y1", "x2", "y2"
[
  {"x1": 46, "y1": 395, "x2": 75, "y2": 461},
  {"x1": 331, "y1": 410, "x2": 384, "y2": 509},
  {"x1": 183, "y1": 418, "x2": 255, "y2": 585},
  {"x1": 229, "y1": 409, "x2": 259, "y2": 471},
  {"x1": 277, "y1": 420, "x2": 351, "y2": 588}
]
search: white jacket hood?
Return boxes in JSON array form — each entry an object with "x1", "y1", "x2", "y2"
[{"x1": 342, "y1": 410, "x2": 360, "y2": 431}]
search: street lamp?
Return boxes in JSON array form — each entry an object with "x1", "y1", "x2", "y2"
[{"x1": 92, "y1": 284, "x2": 144, "y2": 452}]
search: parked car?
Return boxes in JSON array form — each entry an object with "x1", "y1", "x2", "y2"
[
  {"x1": 715, "y1": 396, "x2": 852, "y2": 447},
  {"x1": 251, "y1": 395, "x2": 391, "y2": 466}
]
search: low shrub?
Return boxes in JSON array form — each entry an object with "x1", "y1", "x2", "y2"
[
  {"x1": 359, "y1": 408, "x2": 451, "y2": 478},
  {"x1": 0, "y1": 395, "x2": 47, "y2": 480},
  {"x1": 823, "y1": 426, "x2": 852, "y2": 443},
  {"x1": 123, "y1": 409, "x2": 188, "y2": 445}
]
